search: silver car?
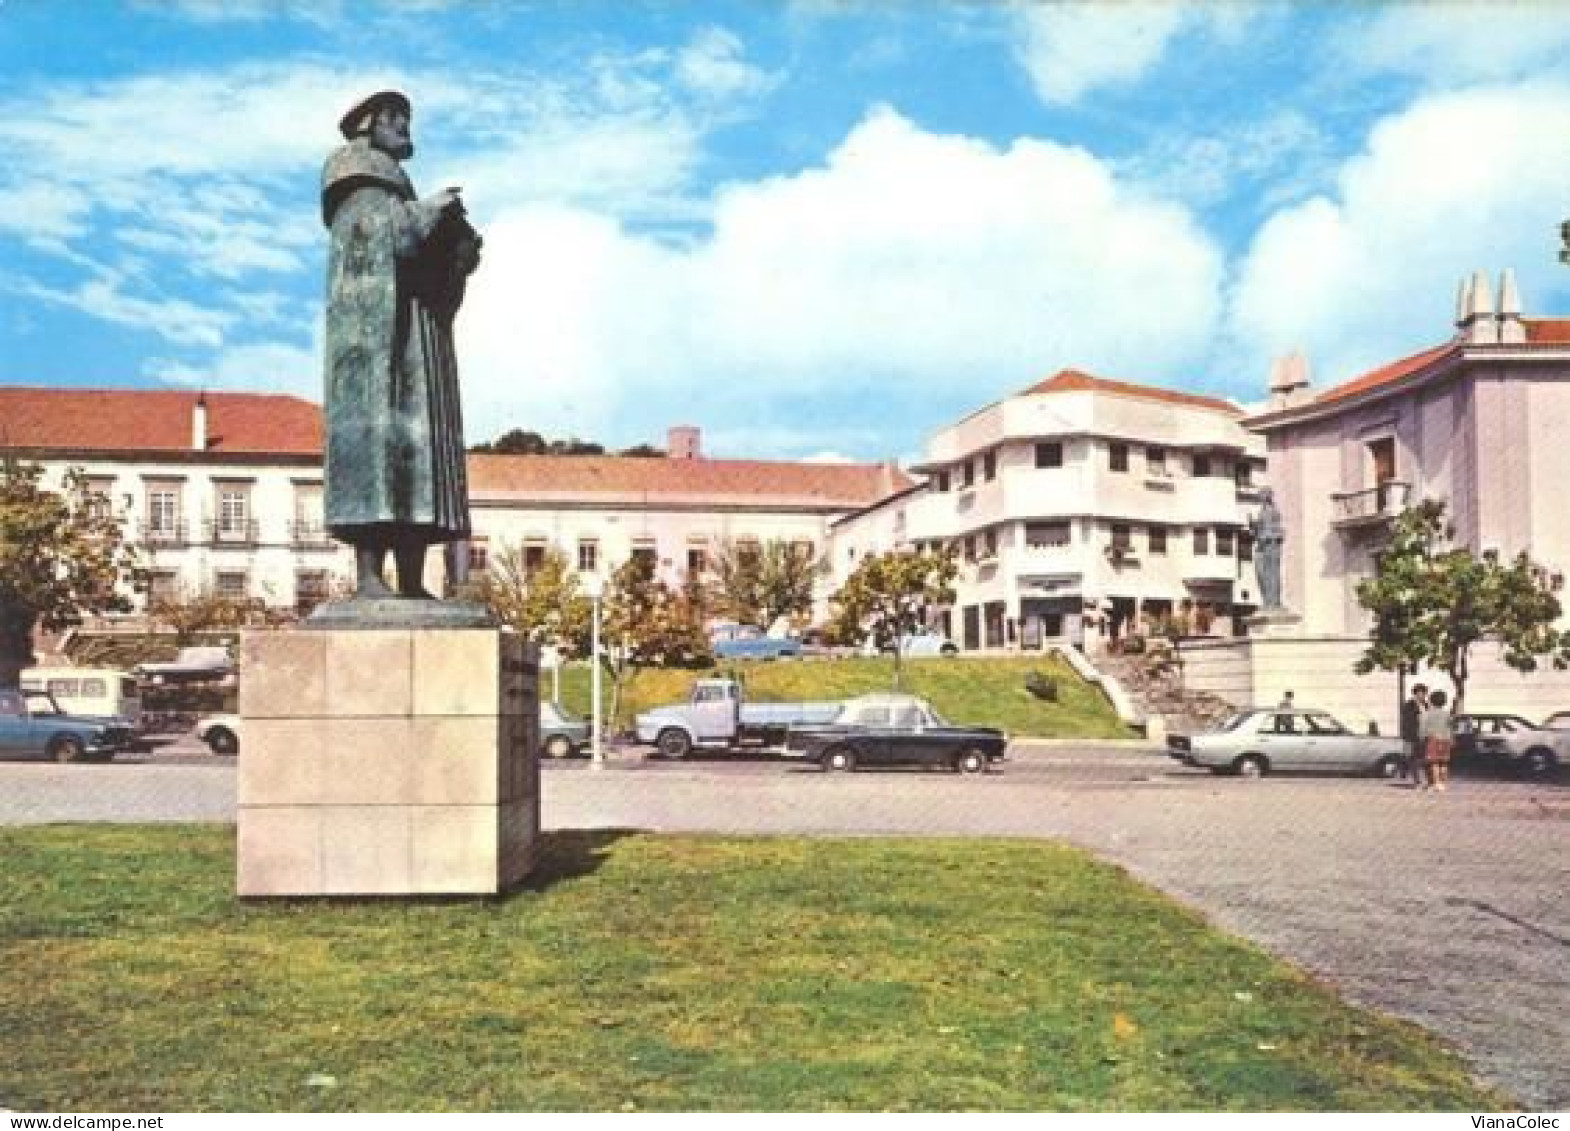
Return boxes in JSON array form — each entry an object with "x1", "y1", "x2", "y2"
[{"x1": 1167, "y1": 707, "x2": 1407, "y2": 779}]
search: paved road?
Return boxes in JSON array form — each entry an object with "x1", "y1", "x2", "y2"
[{"x1": 3, "y1": 740, "x2": 1566, "y2": 1109}]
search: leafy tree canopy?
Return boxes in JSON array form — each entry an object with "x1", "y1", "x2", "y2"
[
  {"x1": 1355, "y1": 499, "x2": 1570, "y2": 711},
  {"x1": 474, "y1": 544, "x2": 592, "y2": 657},
  {"x1": 830, "y1": 547, "x2": 957, "y2": 687}
]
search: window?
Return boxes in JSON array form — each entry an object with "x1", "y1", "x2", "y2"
[
  {"x1": 523, "y1": 543, "x2": 547, "y2": 574},
  {"x1": 686, "y1": 546, "x2": 706, "y2": 574},
  {"x1": 293, "y1": 484, "x2": 324, "y2": 540},
  {"x1": 1025, "y1": 521, "x2": 1071, "y2": 548},
  {"x1": 1111, "y1": 524, "x2": 1132, "y2": 551},
  {"x1": 1109, "y1": 443, "x2": 1129, "y2": 473},
  {"x1": 215, "y1": 570, "x2": 248, "y2": 602},
  {"x1": 936, "y1": 470, "x2": 950, "y2": 492},
  {"x1": 216, "y1": 485, "x2": 250, "y2": 541},
  {"x1": 632, "y1": 544, "x2": 658, "y2": 568},
  {"x1": 1146, "y1": 446, "x2": 1168, "y2": 475},
  {"x1": 84, "y1": 477, "x2": 115, "y2": 520},
  {"x1": 694, "y1": 684, "x2": 729, "y2": 704},
  {"x1": 1369, "y1": 436, "x2": 1396, "y2": 484},
  {"x1": 296, "y1": 570, "x2": 330, "y2": 614},
  {"x1": 1235, "y1": 461, "x2": 1253, "y2": 488},
  {"x1": 147, "y1": 570, "x2": 178, "y2": 602},
  {"x1": 1216, "y1": 528, "x2": 1235, "y2": 556},
  {"x1": 963, "y1": 536, "x2": 976, "y2": 562},
  {"x1": 1192, "y1": 453, "x2": 1212, "y2": 477},
  {"x1": 983, "y1": 451, "x2": 997, "y2": 481},
  {"x1": 1239, "y1": 532, "x2": 1254, "y2": 562},
  {"x1": 982, "y1": 528, "x2": 998, "y2": 558},
  {"x1": 1149, "y1": 525, "x2": 1168, "y2": 555},
  {"x1": 146, "y1": 484, "x2": 181, "y2": 538},
  {"x1": 1193, "y1": 528, "x2": 1209, "y2": 554},
  {"x1": 960, "y1": 459, "x2": 975, "y2": 488},
  {"x1": 1035, "y1": 441, "x2": 1063, "y2": 469},
  {"x1": 736, "y1": 539, "x2": 759, "y2": 570},
  {"x1": 578, "y1": 540, "x2": 599, "y2": 573},
  {"x1": 468, "y1": 539, "x2": 490, "y2": 573}
]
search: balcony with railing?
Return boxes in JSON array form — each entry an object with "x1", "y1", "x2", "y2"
[
  {"x1": 1331, "y1": 480, "x2": 1411, "y2": 529},
  {"x1": 137, "y1": 520, "x2": 190, "y2": 549},
  {"x1": 288, "y1": 519, "x2": 336, "y2": 550},
  {"x1": 206, "y1": 518, "x2": 260, "y2": 549}
]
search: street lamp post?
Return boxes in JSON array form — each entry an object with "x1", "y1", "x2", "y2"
[{"x1": 585, "y1": 574, "x2": 605, "y2": 769}]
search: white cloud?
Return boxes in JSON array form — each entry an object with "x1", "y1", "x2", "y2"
[
  {"x1": 1119, "y1": 110, "x2": 1333, "y2": 210},
  {"x1": 1338, "y1": 4, "x2": 1570, "y2": 85},
  {"x1": 146, "y1": 337, "x2": 320, "y2": 398},
  {"x1": 1227, "y1": 82, "x2": 1570, "y2": 395},
  {"x1": 676, "y1": 27, "x2": 779, "y2": 102},
  {"x1": 16, "y1": 273, "x2": 232, "y2": 349},
  {"x1": 1011, "y1": 1, "x2": 1187, "y2": 106},
  {"x1": 456, "y1": 107, "x2": 1225, "y2": 450}
]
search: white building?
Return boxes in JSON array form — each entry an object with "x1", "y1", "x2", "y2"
[
  {"x1": 0, "y1": 387, "x2": 347, "y2": 615},
  {"x1": 831, "y1": 369, "x2": 1267, "y2": 652}
]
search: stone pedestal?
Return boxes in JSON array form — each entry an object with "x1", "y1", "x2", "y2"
[{"x1": 236, "y1": 628, "x2": 538, "y2": 897}]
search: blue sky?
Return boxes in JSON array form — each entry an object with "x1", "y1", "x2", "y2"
[{"x1": 5, "y1": 1, "x2": 1570, "y2": 462}]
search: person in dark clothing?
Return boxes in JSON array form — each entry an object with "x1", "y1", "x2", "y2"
[{"x1": 1400, "y1": 683, "x2": 1429, "y2": 785}]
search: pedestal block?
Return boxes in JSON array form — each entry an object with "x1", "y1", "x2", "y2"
[{"x1": 236, "y1": 628, "x2": 538, "y2": 897}]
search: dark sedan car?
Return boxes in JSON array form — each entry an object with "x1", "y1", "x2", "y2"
[{"x1": 783, "y1": 692, "x2": 1007, "y2": 774}]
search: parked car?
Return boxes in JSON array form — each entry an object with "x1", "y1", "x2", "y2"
[
  {"x1": 0, "y1": 687, "x2": 135, "y2": 762},
  {"x1": 196, "y1": 713, "x2": 241, "y2": 755},
  {"x1": 540, "y1": 700, "x2": 590, "y2": 758},
  {"x1": 1166, "y1": 707, "x2": 1407, "y2": 778},
  {"x1": 861, "y1": 630, "x2": 960, "y2": 658},
  {"x1": 21, "y1": 667, "x2": 143, "y2": 734},
  {"x1": 711, "y1": 626, "x2": 802, "y2": 661},
  {"x1": 135, "y1": 646, "x2": 234, "y2": 685},
  {"x1": 196, "y1": 702, "x2": 593, "y2": 760},
  {"x1": 1452, "y1": 712, "x2": 1565, "y2": 778},
  {"x1": 782, "y1": 692, "x2": 1007, "y2": 774}
]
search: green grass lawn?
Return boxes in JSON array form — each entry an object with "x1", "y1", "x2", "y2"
[
  {"x1": 549, "y1": 655, "x2": 1133, "y2": 739},
  {"x1": 0, "y1": 826, "x2": 1503, "y2": 1112}
]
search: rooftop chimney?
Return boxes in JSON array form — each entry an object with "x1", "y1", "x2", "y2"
[
  {"x1": 1497, "y1": 267, "x2": 1526, "y2": 344},
  {"x1": 1267, "y1": 349, "x2": 1312, "y2": 411},
  {"x1": 192, "y1": 392, "x2": 208, "y2": 451},
  {"x1": 667, "y1": 425, "x2": 701, "y2": 460},
  {"x1": 1457, "y1": 269, "x2": 1499, "y2": 344}
]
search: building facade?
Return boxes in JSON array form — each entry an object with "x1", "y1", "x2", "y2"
[
  {"x1": 0, "y1": 388, "x2": 346, "y2": 615},
  {"x1": 830, "y1": 370, "x2": 1267, "y2": 652}
]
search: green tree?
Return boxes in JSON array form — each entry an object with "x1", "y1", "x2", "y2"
[
  {"x1": 707, "y1": 537, "x2": 826, "y2": 630},
  {"x1": 470, "y1": 428, "x2": 547, "y2": 455},
  {"x1": 0, "y1": 461, "x2": 137, "y2": 688},
  {"x1": 618, "y1": 443, "x2": 665, "y2": 458},
  {"x1": 829, "y1": 547, "x2": 958, "y2": 689},
  {"x1": 474, "y1": 543, "x2": 592, "y2": 658},
  {"x1": 601, "y1": 554, "x2": 709, "y2": 729},
  {"x1": 1355, "y1": 499, "x2": 1570, "y2": 712}
]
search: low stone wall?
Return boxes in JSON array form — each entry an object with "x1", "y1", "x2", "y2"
[{"x1": 1179, "y1": 635, "x2": 1570, "y2": 734}]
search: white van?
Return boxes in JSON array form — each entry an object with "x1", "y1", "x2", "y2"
[{"x1": 20, "y1": 667, "x2": 143, "y2": 730}]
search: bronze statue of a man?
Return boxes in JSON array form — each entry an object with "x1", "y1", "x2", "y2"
[{"x1": 319, "y1": 90, "x2": 481, "y2": 602}]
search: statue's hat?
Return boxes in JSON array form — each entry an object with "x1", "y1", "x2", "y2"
[{"x1": 338, "y1": 90, "x2": 411, "y2": 140}]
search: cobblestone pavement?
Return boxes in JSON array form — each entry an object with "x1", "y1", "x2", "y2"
[{"x1": 2, "y1": 740, "x2": 1565, "y2": 1108}]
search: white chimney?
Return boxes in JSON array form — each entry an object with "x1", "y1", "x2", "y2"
[
  {"x1": 192, "y1": 393, "x2": 208, "y2": 451},
  {"x1": 1458, "y1": 269, "x2": 1499, "y2": 344},
  {"x1": 1267, "y1": 349, "x2": 1312, "y2": 411},
  {"x1": 1496, "y1": 267, "x2": 1526, "y2": 344},
  {"x1": 667, "y1": 425, "x2": 701, "y2": 460}
]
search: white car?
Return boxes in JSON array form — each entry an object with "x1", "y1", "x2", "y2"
[
  {"x1": 1167, "y1": 707, "x2": 1408, "y2": 778},
  {"x1": 195, "y1": 713, "x2": 240, "y2": 755}
]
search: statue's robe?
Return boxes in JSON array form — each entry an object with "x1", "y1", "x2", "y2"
[{"x1": 320, "y1": 139, "x2": 472, "y2": 543}]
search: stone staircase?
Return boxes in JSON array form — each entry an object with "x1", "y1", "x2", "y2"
[{"x1": 1090, "y1": 640, "x2": 1237, "y2": 736}]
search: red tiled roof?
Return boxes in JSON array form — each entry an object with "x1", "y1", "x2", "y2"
[
  {"x1": 1525, "y1": 317, "x2": 1570, "y2": 344},
  {"x1": 469, "y1": 453, "x2": 911, "y2": 507},
  {"x1": 1020, "y1": 369, "x2": 1244, "y2": 415},
  {"x1": 1311, "y1": 341, "x2": 1457, "y2": 408},
  {"x1": 0, "y1": 387, "x2": 323, "y2": 455}
]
